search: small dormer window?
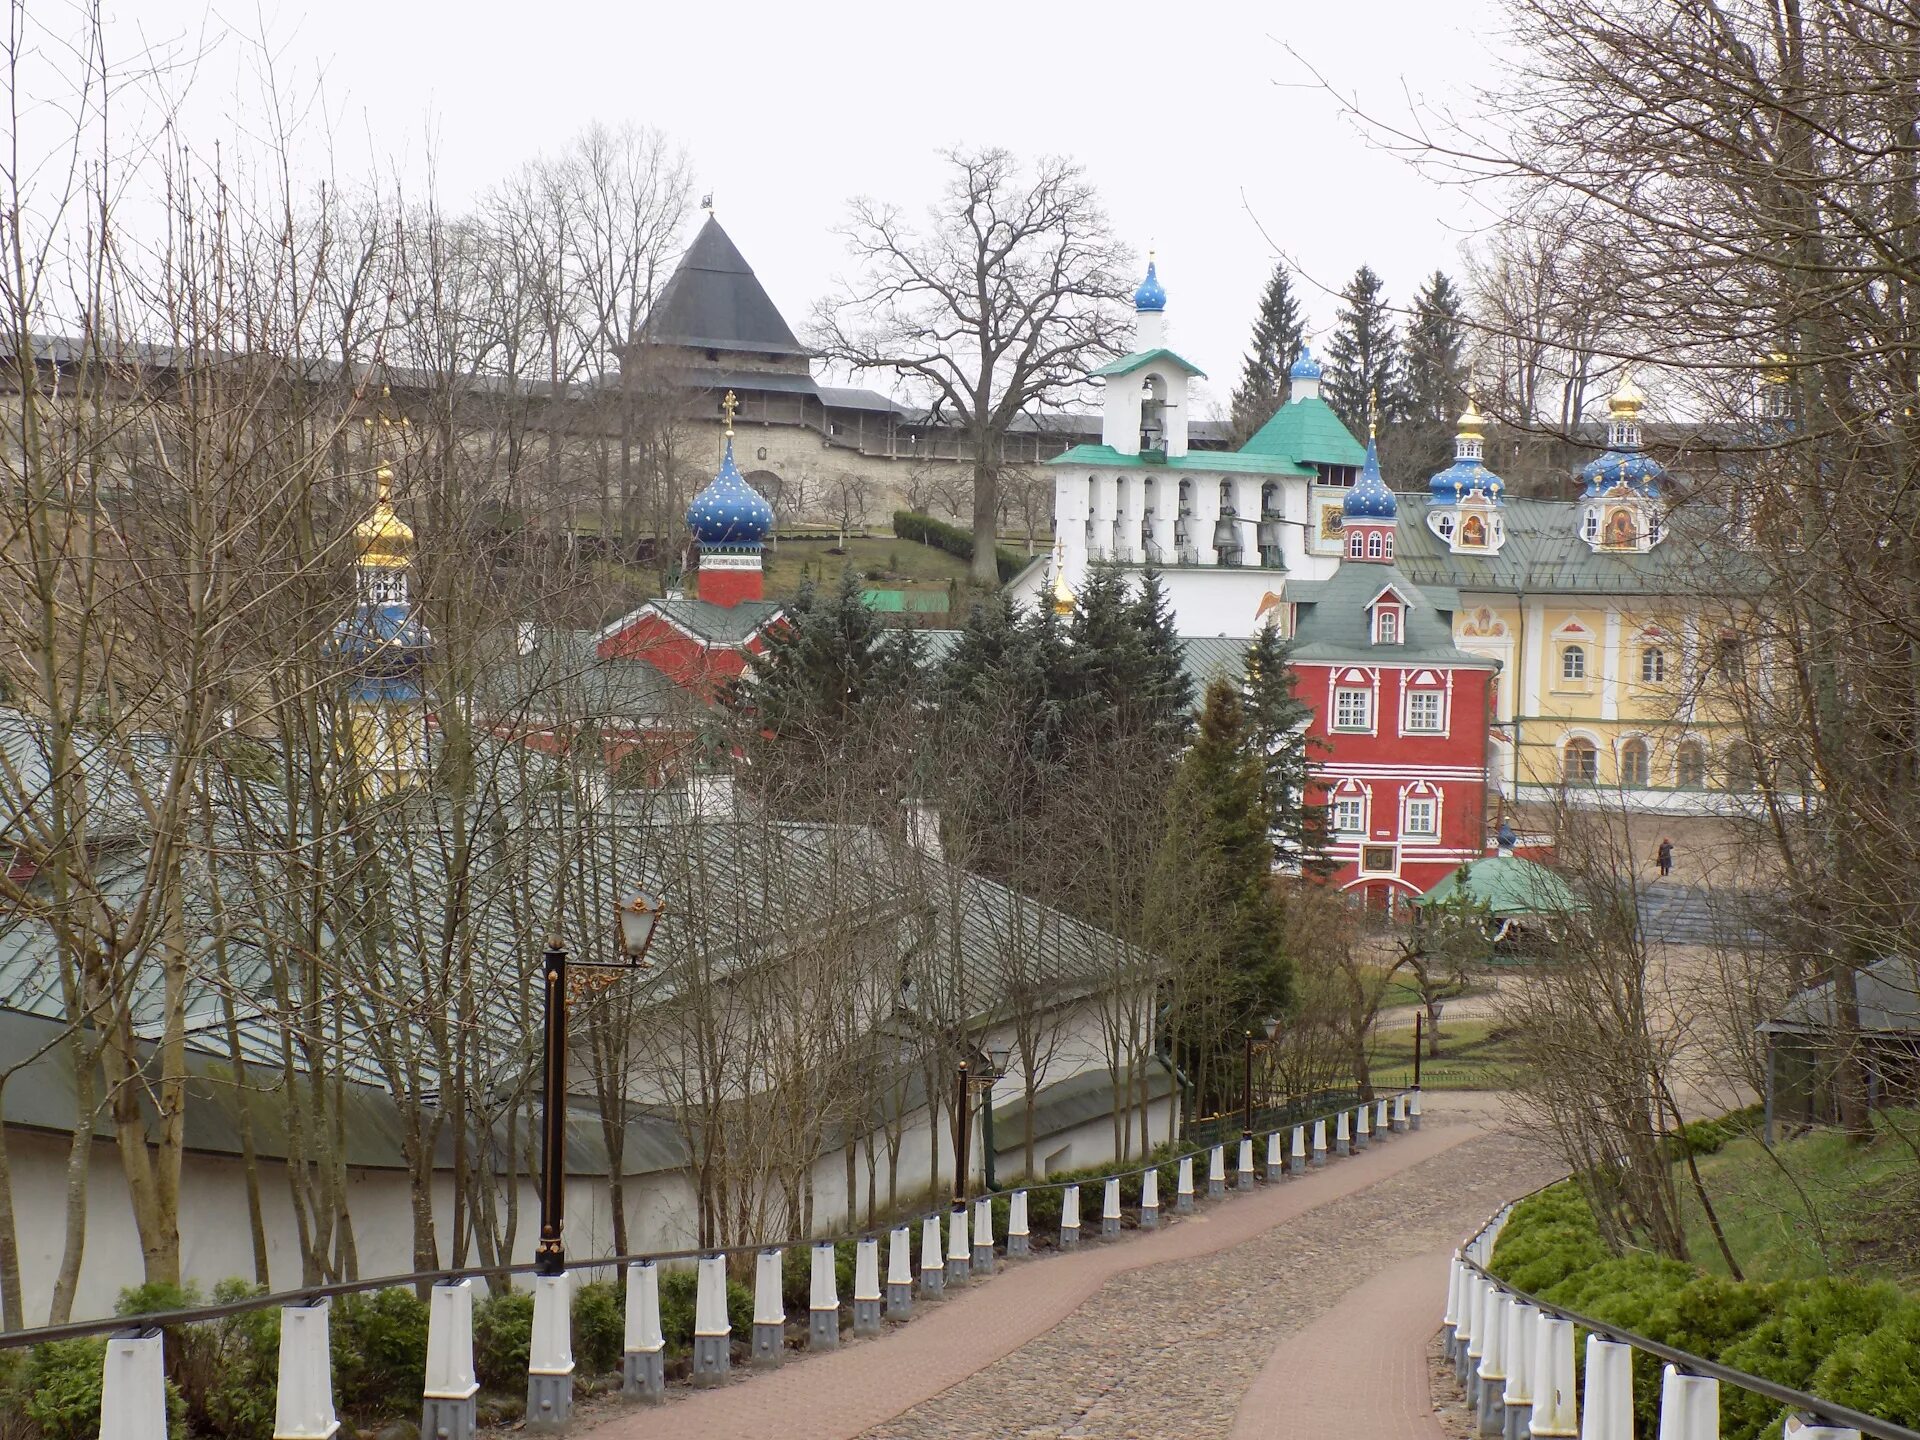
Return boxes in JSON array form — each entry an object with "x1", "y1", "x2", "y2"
[
  {"x1": 1583, "y1": 510, "x2": 1600, "y2": 542},
  {"x1": 1377, "y1": 608, "x2": 1399, "y2": 645},
  {"x1": 1437, "y1": 513, "x2": 1455, "y2": 541},
  {"x1": 1647, "y1": 511, "x2": 1662, "y2": 544}
]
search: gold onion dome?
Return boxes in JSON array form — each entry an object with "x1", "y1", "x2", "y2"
[
  {"x1": 355, "y1": 464, "x2": 414, "y2": 569},
  {"x1": 1457, "y1": 395, "x2": 1488, "y2": 438},
  {"x1": 1051, "y1": 542, "x2": 1075, "y2": 616},
  {"x1": 1608, "y1": 372, "x2": 1647, "y2": 418}
]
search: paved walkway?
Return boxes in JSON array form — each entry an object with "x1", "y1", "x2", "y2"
[{"x1": 583, "y1": 1094, "x2": 1556, "y2": 1440}]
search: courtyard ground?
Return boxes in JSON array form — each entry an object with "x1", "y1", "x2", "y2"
[{"x1": 582, "y1": 1091, "x2": 1556, "y2": 1440}]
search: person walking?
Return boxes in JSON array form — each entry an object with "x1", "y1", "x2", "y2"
[{"x1": 1656, "y1": 837, "x2": 1674, "y2": 878}]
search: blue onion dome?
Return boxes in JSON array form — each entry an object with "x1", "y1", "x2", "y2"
[
  {"x1": 1133, "y1": 257, "x2": 1166, "y2": 312},
  {"x1": 686, "y1": 432, "x2": 774, "y2": 546},
  {"x1": 1427, "y1": 397, "x2": 1506, "y2": 503},
  {"x1": 1290, "y1": 346, "x2": 1323, "y2": 382},
  {"x1": 1343, "y1": 435, "x2": 1398, "y2": 520},
  {"x1": 1579, "y1": 375, "x2": 1666, "y2": 496}
]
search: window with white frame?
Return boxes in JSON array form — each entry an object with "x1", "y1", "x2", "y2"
[
  {"x1": 1383, "y1": 531, "x2": 1395, "y2": 558},
  {"x1": 1641, "y1": 646, "x2": 1666, "y2": 683},
  {"x1": 1583, "y1": 510, "x2": 1600, "y2": 541},
  {"x1": 1561, "y1": 644, "x2": 1587, "y2": 681},
  {"x1": 1404, "y1": 688, "x2": 1444, "y2": 733},
  {"x1": 1376, "y1": 608, "x2": 1399, "y2": 645},
  {"x1": 1366, "y1": 532, "x2": 1383, "y2": 559},
  {"x1": 1331, "y1": 795, "x2": 1365, "y2": 834},
  {"x1": 1333, "y1": 687, "x2": 1373, "y2": 731},
  {"x1": 1403, "y1": 796, "x2": 1437, "y2": 836},
  {"x1": 1348, "y1": 532, "x2": 1364, "y2": 558}
]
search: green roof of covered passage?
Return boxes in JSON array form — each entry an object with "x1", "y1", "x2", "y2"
[
  {"x1": 1090, "y1": 347, "x2": 1206, "y2": 379},
  {"x1": 1239, "y1": 397, "x2": 1368, "y2": 468},
  {"x1": 1413, "y1": 856, "x2": 1587, "y2": 918},
  {"x1": 1047, "y1": 443, "x2": 1313, "y2": 476}
]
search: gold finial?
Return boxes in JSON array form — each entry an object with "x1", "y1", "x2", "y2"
[
  {"x1": 1368, "y1": 388, "x2": 1380, "y2": 440},
  {"x1": 1609, "y1": 370, "x2": 1647, "y2": 418},
  {"x1": 376, "y1": 463, "x2": 394, "y2": 505},
  {"x1": 1458, "y1": 392, "x2": 1487, "y2": 437},
  {"x1": 721, "y1": 389, "x2": 739, "y2": 436}
]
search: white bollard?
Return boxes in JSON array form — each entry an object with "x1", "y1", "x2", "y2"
[
  {"x1": 100, "y1": 1329, "x2": 168, "y2": 1440},
  {"x1": 1462, "y1": 1276, "x2": 1486, "y2": 1398},
  {"x1": 972, "y1": 1197, "x2": 995, "y2": 1272},
  {"x1": 1312, "y1": 1117, "x2": 1329, "y2": 1165},
  {"x1": 1208, "y1": 1144, "x2": 1227, "y2": 1197},
  {"x1": 1008, "y1": 1190, "x2": 1031, "y2": 1256},
  {"x1": 1176, "y1": 1155, "x2": 1196, "y2": 1210},
  {"x1": 1336, "y1": 1108, "x2": 1352, "y2": 1156},
  {"x1": 1061, "y1": 1183, "x2": 1082, "y2": 1246},
  {"x1": 752, "y1": 1248, "x2": 785, "y2": 1364},
  {"x1": 1442, "y1": 1259, "x2": 1462, "y2": 1363},
  {"x1": 809, "y1": 1241, "x2": 841, "y2": 1349},
  {"x1": 621, "y1": 1261, "x2": 666, "y2": 1400},
  {"x1": 853, "y1": 1236, "x2": 883, "y2": 1333},
  {"x1": 692, "y1": 1254, "x2": 731, "y2": 1382},
  {"x1": 946, "y1": 1205, "x2": 972, "y2": 1283},
  {"x1": 526, "y1": 1273, "x2": 573, "y2": 1433},
  {"x1": 1393, "y1": 1092, "x2": 1408, "y2": 1131},
  {"x1": 1656, "y1": 1365, "x2": 1718, "y2": 1440},
  {"x1": 1102, "y1": 1177, "x2": 1123, "y2": 1236},
  {"x1": 886, "y1": 1226, "x2": 914, "y2": 1318},
  {"x1": 1783, "y1": 1416, "x2": 1864, "y2": 1440},
  {"x1": 274, "y1": 1301, "x2": 340, "y2": 1440},
  {"x1": 919, "y1": 1214, "x2": 946, "y2": 1296},
  {"x1": 1237, "y1": 1136, "x2": 1256, "y2": 1189},
  {"x1": 1411, "y1": 1087, "x2": 1423, "y2": 1128},
  {"x1": 1265, "y1": 1131, "x2": 1284, "y2": 1180},
  {"x1": 422, "y1": 1279, "x2": 478, "y2": 1440},
  {"x1": 1291, "y1": 1124, "x2": 1307, "y2": 1175},
  {"x1": 1582, "y1": 1336, "x2": 1634, "y2": 1440},
  {"x1": 1477, "y1": 1290, "x2": 1509, "y2": 1437},
  {"x1": 1355, "y1": 1103, "x2": 1372, "y2": 1150},
  {"x1": 1140, "y1": 1167, "x2": 1160, "y2": 1228},
  {"x1": 1375, "y1": 1097, "x2": 1390, "y2": 1137},
  {"x1": 1502, "y1": 1301, "x2": 1538, "y2": 1440},
  {"x1": 1529, "y1": 1314, "x2": 1578, "y2": 1437}
]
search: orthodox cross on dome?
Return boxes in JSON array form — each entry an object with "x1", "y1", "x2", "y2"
[{"x1": 721, "y1": 388, "x2": 739, "y2": 434}]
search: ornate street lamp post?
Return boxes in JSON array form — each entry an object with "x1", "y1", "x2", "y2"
[
  {"x1": 534, "y1": 893, "x2": 667, "y2": 1277},
  {"x1": 951, "y1": 1044, "x2": 1012, "y2": 1203}
]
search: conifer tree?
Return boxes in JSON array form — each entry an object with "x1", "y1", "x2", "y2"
[
  {"x1": 1241, "y1": 620, "x2": 1330, "y2": 877},
  {"x1": 1229, "y1": 262, "x2": 1305, "y2": 444},
  {"x1": 1323, "y1": 264, "x2": 1403, "y2": 434},
  {"x1": 1149, "y1": 680, "x2": 1291, "y2": 1112},
  {"x1": 1130, "y1": 569, "x2": 1195, "y2": 752},
  {"x1": 1400, "y1": 270, "x2": 1471, "y2": 475}
]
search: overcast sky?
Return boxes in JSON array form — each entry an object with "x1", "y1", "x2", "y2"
[{"x1": 86, "y1": 0, "x2": 1506, "y2": 418}]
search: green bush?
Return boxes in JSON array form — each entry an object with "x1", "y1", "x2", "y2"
[
  {"x1": 187, "y1": 1280, "x2": 280, "y2": 1440},
  {"x1": 1808, "y1": 1304, "x2": 1920, "y2": 1432},
  {"x1": 473, "y1": 1290, "x2": 534, "y2": 1392},
  {"x1": 571, "y1": 1281, "x2": 624, "y2": 1374},
  {"x1": 18, "y1": 1338, "x2": 186, "y2": 1440},
  {"x1": 656, "y1": 1267, "x2": 752, "y2": 1351},
  {"x1": 1720, "y1": 1279, "x2": 1912, "y2": 1440},
  {"x1": 331, "y1": 1287, "x2": 429, "y2": 1417},
  {"x1": 780, "y1": 1242, "x2": 856, "y2": 1316},
  {"x1": 891, "y1": 511, "x2": 1026, "y2": 582}
]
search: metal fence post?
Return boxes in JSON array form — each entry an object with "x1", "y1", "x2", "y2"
[
  {"x1": 752, "y1": 1248, "x2": 785, "y2": 1363},
  {"x1": 620, "y1": 1261, "x2": 665, "y2": 1399},
  {"x1": 692, "y1": 1254, "x2": 731, "y2": 1382},
  {"x1": 100, "y1": 1328, "x2": 168, "y2": 1440},
  {"x1": 886, "y1": 1226, "x2": 914, "y2": 1319},
  {"x1": 1582, "y1": 1336, "x2": 1634, "y2": 1440},
  {"x1": 274, "y1": 1300, "x2": 340, "y2": 1440},
  {"x1": 809, "y1": 1242, "x2": 841, "y2": 1349},
  {"x1": 421, "y1": 1279, "x2": 478, "y2": 1440}
]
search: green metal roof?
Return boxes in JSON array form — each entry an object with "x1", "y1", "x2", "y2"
[
  {"x1": 1239, "y1": 397, "x2": 1367, "y2": 467},
  {"x1": 1413, "y1": 856, "x2": 1586, "y2": 918},
  {"x1": 1393, "y1": 495, "x2": 1754, "y2": 597},
  {"x1": 1284, "y1": 564, "x2": 1497, "y2": 668},
  {"x1": 1089, "y1": 347, "x2": 1206, "y2": 379},
  {"x1": 1047, "y1": 443, "x2": 1313, "y2": 476}
]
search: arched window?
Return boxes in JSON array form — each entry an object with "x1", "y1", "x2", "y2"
[
  {"x1": 1723, "y1": 741, "x2": 1758, "y2": 792},
  {"x1": 1674, "y1": 741, "x2": 1707, "y2": 789},
  {"x1": 1641, "y1": 647, "x2": 1666, "y2": 683},
  {"x1": 1383, "y1": 531, "x2": 1395, "y2": 558},
  {"x1": 1562, "y1": 738, "x2": 1599, "y2": 784},
  {"x1": 1562, "y1": 645, "x2": 1587, "y2": 681},
  {"x1": 1437, "y1": 514, "x2": 1455, "y2": 540},
  {"x1": 1620, "y1": 738, "x2": 1651, "y2": 789},
  {"x1": 1366, "y1": 532, "x2": 1383, "y2": 559},
  {"x1": 1349, "y1": 532, "x2": 1364, "y2": 559},
  {"x1": 1583, "y1": 510, "x2": 1600, "y2": 542},
  {"x1": 1377, "y1": 609, "x2": 1399, "y2": 645}
]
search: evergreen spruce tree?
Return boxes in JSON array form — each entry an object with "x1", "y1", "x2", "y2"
[
  {"x1": 1241, "y1": 620, "x2": 1331, "y2": 877},
  {"x1": 1149, "y1": 680, "x2": 1291, "y2": 1112},
  {"x1": 1323, "y1": 264, "x2": 1403, "y2": 434},
  {"x1": 1229, "y1": 262, "x2": 1306, "y2": 444},
  {"x1": 1400, "y1": 270, "x2": 1471, "y2": 476},
  {"x1": 1130, "y1": 569, "x2": 1195, "y2": 752}
]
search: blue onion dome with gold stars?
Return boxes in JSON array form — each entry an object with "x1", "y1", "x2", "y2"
[
  {"x1": 1290, "y1": 347, "x2": 1323, "y2": 382},
  {"x1": 1579, "y1": 374, "x2": 1667, "y2": 496},
  {"x1": 1343, "y1": 432, "x2": 1398, "y2": 520},
  {"x1": 1427, "y1": 396, "x2": 1506, "y2": 503},
  {"x1": 686, "y1": 411, "x2": 774, "y2": 547},
  {"x1": 1133, "y1": 257, "x2": 1166, "y2": 312}
]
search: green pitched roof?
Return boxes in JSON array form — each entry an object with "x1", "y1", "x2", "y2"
[
  {"x1": 1240, "y1": 397, "x2": 1367, "y2": 467},
  {"x1": 1047, "y1": 443, "x2": 1312, "y2": 476},
  {"x1": 1414, "y1": 856, "x2": 1586, "y2": 918},
  {"x1": 1284, "y1": 563, "x2": 1496, "y2": 668},
  {"x1": 1090, "y1": 346, "x2": 1206, "y2": 379}
]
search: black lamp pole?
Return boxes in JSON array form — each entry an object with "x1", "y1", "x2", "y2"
[
  {"x1": 1242, "y1": 1030, "x2": 1256, "y2": 1138},
  {"x1": 1413, "y1": 1011, "x2": 1425, "y2": 1091},
  {"x1": 952, "y1": 1061, "x2": 971, "y2": 1204},
  {"x1": 534, "y1": 898, "x2": 664, "y2": 1279}
]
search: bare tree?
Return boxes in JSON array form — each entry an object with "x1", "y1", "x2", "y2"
[{"x1": 813, "y1": 147, "x2": 1131, "y2": 583}]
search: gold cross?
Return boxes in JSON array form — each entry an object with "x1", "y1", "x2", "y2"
[
  {"x1": 1369, "y1": 388, "x2": 1380, "y2": 439},
  {"x1": 721, "y1": 390, "x2": 739, "y2": 435}
]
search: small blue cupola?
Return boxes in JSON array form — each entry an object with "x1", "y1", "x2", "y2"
[
  {"x1": 1575, "y1": 375, "x2": 1669, "y2": 553},
  {"x1": 1134, "y1": 257, "x2": 1166, "y2": 313},
  {"x1": 1289, "y1": 346, "x2": 1324, "y2": 402},
  {"x1": 1342, "y1": 423, "x2": 1399, "y2": 564},
  {"x1": 686, "y1": 424, "x2": 774, "y2": 547},
  {"x1": 1425, "y1": 397, "x2": 1510, "y2": 554}
]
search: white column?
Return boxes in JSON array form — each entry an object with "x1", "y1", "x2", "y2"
[
  {"x1": 101, "y1": 1330, "x2": 168, "y2": 1440},
  {"x1": 1177, "y1": 1155, "x2": 1196, "y2": 1208},
  {"x1": 1657, "y1": 1365, "x2": 1718, "y2": 1440},
  {"x1": 1060, "y1": 1183, "x2": 1082, "y2": 1245},
  {"x1": 853, "y1": 1235, "x2": 884, "y2": 1331},
  {"x1": 1087, "y1": 474, "x2": 1112, "y2": 561},
  {"x1": 1529, "y1": 1314, "x2": 1578, "y2": 1437},
  {"x1": 1208, "y1": 1144, "x2": 1227, "y2": 1195},
  {"x1": 1192, "y1": 478, "x2": 1222, "y2": 566},
  {"x1": 274, "y1": 1302, "x2": 340, "y2": 1440},
  {"x1": 1146, "y1": 477, "x2": 1176, "y2": 565},
  {"x1": 1582, "y1": 1336, "x2": 1634, "y2": 1440},
  {"x1": 422, "y1": 1279, "x2": 478, "y2": 1439},
  {"x1": 808, "y1": 1242, "x2": 841, "y2": 1347},
  {"x1": 1602, "y1": 609, "x2": 1622, "y2": 722},
  {"x1": 1102, "y1": 1177, "x2": 1123, "y2": 1235},
  {"x1": 1140, "y1": 1167, "x2": 1160, "y2": 1226},
  {"x1": 1503, "y1": 1300, "x2": 1538, "y2": 1427}
]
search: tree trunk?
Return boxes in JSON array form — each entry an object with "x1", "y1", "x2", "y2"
[{"x1": 968, "y1": 452, "x2": 998, "y2": 584}]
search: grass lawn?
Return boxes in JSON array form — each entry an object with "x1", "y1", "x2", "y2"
[
  {"x1": 761, "y1": 533, "x2": 977, "y2": 597},
  {"x1": 1678, "y1": 1109, "x2": 1920, "y2": 1286},
  {"x1": 1366, "y1": 1016, "x2": 1524, "y2": 1091}
]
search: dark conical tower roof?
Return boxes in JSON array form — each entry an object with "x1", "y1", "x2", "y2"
[{"x1": 638, "y1": 215, "x2": 808, "y2": 359}]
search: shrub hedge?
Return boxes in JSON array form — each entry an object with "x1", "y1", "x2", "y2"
[
  {"x1": 891, "y1": 511, "x2": 1028, "y2": 583},
  {"x1": 1488, "y1": 1179, "x2": 1920, "y2": 1440}
]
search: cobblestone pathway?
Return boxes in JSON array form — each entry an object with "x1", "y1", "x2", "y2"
[{"x1": 584, "y1": 1095, "x2": 1556, "y2": 1440}]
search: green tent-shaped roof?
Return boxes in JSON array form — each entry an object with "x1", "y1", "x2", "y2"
[
  {"x1": 1414, "y1": 856, "x2": 1586, "y2": 919},
  {"x1": 1240, "y1": 396, "x2": 1367, "y2": 468}
]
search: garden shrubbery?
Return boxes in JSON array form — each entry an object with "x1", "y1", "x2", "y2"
[
  {"x1": 1488, "y1": 1179, "x2": 1920, "y2": 1439},
  {"x1": 891, "y1": 511, "x2": 1027, "y2": 582}
]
